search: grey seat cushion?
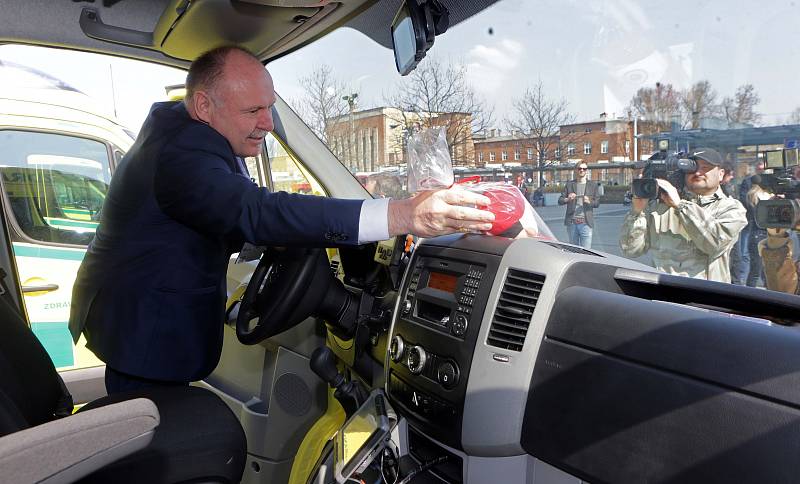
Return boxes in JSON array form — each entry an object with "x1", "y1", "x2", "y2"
[{"x1": 77, "y1": 386, "x2": 246, "y2": 484}]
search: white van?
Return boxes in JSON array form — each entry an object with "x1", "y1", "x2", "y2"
[{"x1": 0, "y1": 60, "x2": 134, "y2": 369}]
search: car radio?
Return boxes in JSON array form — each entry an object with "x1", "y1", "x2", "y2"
[{"x1": 399, "y1": 256, "x2": 484, "y2": 339}]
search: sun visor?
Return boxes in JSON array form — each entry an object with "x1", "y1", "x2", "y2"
[{"x1": 79, "y1": 0, "x2": 339, "y2": 61}]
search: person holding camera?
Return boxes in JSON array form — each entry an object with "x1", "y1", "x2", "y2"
[
  {"x1": 559, "y1": 163, "x2": 601, "y2": 248},
  {"x1": 619, "y1": 147, "x2": 747, "y2": 283},
  {"x1": 759, "y1": 228, "x2": 799, "y2": 294}
]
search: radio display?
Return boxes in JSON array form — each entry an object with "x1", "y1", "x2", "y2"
[{"x1": 427, "y1": 271, "x2": 458, "y2": 293}]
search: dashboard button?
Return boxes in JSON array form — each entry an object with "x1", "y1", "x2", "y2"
[
  {"x1": 451, "y1": 314, "x2": 468, "y2": 337},
  {"x1": 390, "y1": 335, "x2": 406, "y2": 362},
  {"x1": 407, "y1": 346, "x2": 428, "y2": 375},
  {"x1": 402, "y1": 299, "x2": 412, "y2": 314},
  {"x1": 437, "y1": 361, "x2": 459, "y2": 389}
]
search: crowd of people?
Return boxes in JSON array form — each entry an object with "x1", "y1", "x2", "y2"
[
  {"x1": 615, "y1": 148, "x2": 800, "y2": 294},
  {"x1": 619, "y1": 148, "x2": 747, "y2": 283}
]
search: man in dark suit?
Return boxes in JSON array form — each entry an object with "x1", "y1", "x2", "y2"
[
  {"x1": 69, "y1": 46, "x2": 495, "y2": 394},
  {"x1": 558, "y1": 163, "x2": 601, "y2": 248}
]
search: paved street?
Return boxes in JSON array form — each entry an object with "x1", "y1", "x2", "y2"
[{"x1": 536, "y1": 203, "x2": 653, "y2": 266}]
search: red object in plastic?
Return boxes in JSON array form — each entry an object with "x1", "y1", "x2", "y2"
[{"x1": 481, "y1": 186, "x2": 525, "y2": 235}]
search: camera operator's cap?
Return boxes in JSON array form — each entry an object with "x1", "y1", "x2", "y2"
[{"x1": 689, "y1": 147, "x2": 723, "y2": 166}]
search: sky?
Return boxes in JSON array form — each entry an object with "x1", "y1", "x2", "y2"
[
  {"x1": 2, "y1": 0, "x2": 799, "y2": 133},
  {"x1": 270, "y1": 0, "x2": 800, "y2": 127}
]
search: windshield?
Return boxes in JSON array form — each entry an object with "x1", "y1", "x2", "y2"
[{"x1": 271, "y1": 0, "x2": 800, "y2": 294}]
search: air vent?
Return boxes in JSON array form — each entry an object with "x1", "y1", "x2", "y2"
[
  {"x1": 543, "y1": 241, "x2": 603, "y2": 257},
  {"x1": 487, "y1": 269, "x2": 545, "y2": 352}
]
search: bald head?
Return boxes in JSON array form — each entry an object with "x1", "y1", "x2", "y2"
[
  {"x1": 185, "y1": 46, "x2": 261, "y2": 105},
  {"x1": 185, "y1": 46, "x2": 276, "y2": 157}
]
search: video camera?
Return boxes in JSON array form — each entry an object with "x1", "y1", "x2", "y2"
[
  {"x1": 631, "y1": 151, "x2": 698, "y2": 199},
  {"x1": 754, "y1": 148, "x2": 800, "y2": 229}
]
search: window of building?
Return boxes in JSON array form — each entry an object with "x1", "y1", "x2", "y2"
[
  {"x1": 362, "y1": 130, "x2": 368, "y2": 171},
  {"x1": 555, "y1": 146, "x2": 561, "y2": 158},
  {"x1": 502, "y1": 150, "x2": 508, "y2": 161},
  {"x1": 514, "y1": 150, "x2": 520, "y2": 161},
  {"x1": 625, "y1": 140, "x2": 631, "y2": 155},
  {"x1": 584, "y1": 128, "x2": 592, "y2": 133},
  {"x1": 584, "y1": 142, "x2": 592, "y2": 155},
  {"x1": 479, "y1": 152, "x2": 484, "y2": 162},
  {"x1": 527, "y1": 148, "x2": 533, "y2": 160},
  {"x1": 372, "y1": 128, "x2": 378, "y2": 169},
  {"x1": 489, "y1": 152, "x2": 496, "y2": 162},
  {"x1": 601, "y1": 140, "x2": 608, "y2": 154},
  {"x1": 567, "y1": 143, "x2": 576, "y2": 156}
]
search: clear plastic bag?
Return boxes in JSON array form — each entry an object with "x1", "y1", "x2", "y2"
[
  {"x1": 455, "y1": 178, "x2": 556, "y2": 240},
  {"x1": 406, "y1": 127, "x2": 454, "y2": 192}
]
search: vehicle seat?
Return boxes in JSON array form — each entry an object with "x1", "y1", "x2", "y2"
[{"x1": 0, "y1": 290, "x2": 246, "y2": 483}]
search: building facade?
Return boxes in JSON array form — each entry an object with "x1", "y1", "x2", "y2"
[
  {"x1": 325, "y1": 107, "x2": 475, "y2": 173},
  {"x1": 472, "y1": 116, "x2": 658, "y2": 186}
]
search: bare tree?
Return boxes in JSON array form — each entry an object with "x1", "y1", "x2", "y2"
[
  {"x1": 681, "y1": 80, "x2": 721, "y2": 129},
  {"x1": 721, "y1": 84, "x2": 761, "y2": 126},
  {"x1": 506, "y1": 80, "x2": 577, "y2": 185},
  {"x1": 294, "y1": 64, "x2": 353, "y2": 146},
  {"x1": 628, "y1": 82, "x2": 682, "y2": 133},
  {"x1": 384, "y1": 58, "x2": 493, "y2": 166}
]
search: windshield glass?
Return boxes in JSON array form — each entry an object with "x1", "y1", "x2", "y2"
[{"x1": 271, "y1": 0, "x2": 800, "y2": 293}]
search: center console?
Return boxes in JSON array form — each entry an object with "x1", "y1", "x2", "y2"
[{"x1": 386, "y1": 236, "x2": 506, "y2": 449}]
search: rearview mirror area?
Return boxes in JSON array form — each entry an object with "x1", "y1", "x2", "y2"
[{"x1": 391, "y1": 0, "x2": 448, "y2": 76}]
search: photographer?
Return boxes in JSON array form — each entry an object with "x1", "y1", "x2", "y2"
[
  {"x1": 759, "y1": 228, "x2": 799, "y2": 294},
  {"x1": 619, "y1": 147, "x2": 747, "y2": 283},
  {"x1": 751, "y1": 160, "x2": 800, "y2": 294}
]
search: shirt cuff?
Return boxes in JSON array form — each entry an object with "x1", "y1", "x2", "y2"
[{"x1": 358, "y1": 198, "x2": 390, "y2": 244}]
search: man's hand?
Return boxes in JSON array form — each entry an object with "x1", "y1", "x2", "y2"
[
  {"x1": 656, "y1": 178, "x2": 681, "y2": 208},
  {"x1": 388, "y1": 188, "x2": 495, "y2": 238},
  {"x1": 583, "y1": 196, "x2": 591, "y2": 204},
  {"x1": 567, "y1": 192, "x2": 577, "y2": 201}
]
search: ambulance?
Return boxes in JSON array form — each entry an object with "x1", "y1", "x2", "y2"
[{"x1": 0, "y1": 60, "x2": 134, "y2": 369}]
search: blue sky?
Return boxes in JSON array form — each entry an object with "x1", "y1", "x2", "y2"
[{"x1": 2, "y1": 0, "x2": 798, "y2": 132}]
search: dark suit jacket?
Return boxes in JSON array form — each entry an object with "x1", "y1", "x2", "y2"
[
  {"x1": 557, "y1": 180, "x2": 601, "y2": 227},
  {"x1": 69, "y1": 102, "x2": 362, "y2": 382}
]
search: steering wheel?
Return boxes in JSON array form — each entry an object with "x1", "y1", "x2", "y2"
[{"x1": 236, "y1": 246, "x2": 326, "y2": 345}]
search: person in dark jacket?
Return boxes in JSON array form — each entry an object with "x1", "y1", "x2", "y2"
[
  {"x1": 558, "y1": 163, "x2": 601, "y2": 248},
  {"x1": 69, "y1": 46, "x2": 495, "y2": 393},
  {"x1": 731, "y1": 160, "x2": 765, "y2": 285}
]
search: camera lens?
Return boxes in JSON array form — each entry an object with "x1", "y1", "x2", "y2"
[{"x1": 632, "y1": 178, "x2": 659, "y2": 199}]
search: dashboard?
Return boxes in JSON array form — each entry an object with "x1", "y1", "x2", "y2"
[{"x1": 384, "y1": 234, "x2": 800, "y2": 483}]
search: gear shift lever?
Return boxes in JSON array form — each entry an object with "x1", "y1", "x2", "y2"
[{"x1": 311, "y1": 347, "x2": 367, "y2": 417}]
